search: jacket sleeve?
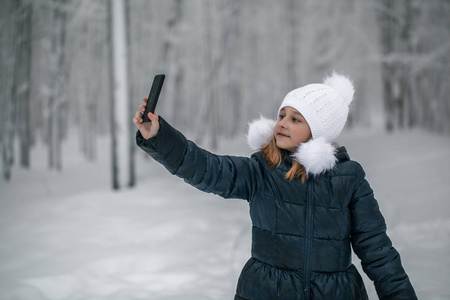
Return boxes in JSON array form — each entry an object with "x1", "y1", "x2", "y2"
[
  {"x1": 136, "y1": 116, "x2": 260, "y2": 200},
  {"x1": 349, "y1": 163, "x2": 417, "y2": 300}
]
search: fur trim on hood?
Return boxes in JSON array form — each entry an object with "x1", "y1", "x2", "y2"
[{"x1": 247, "y1": 116, "x2": 337, "y2": 176}]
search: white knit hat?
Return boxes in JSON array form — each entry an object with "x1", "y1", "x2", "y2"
[
  {"x1": 247, "y1": 72, "x2": 355, "y2": 176},
  {"x1": 278, "y1": 72, "x2": 354, "y2": 143}
]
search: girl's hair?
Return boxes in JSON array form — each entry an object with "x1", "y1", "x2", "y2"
[{"x1": 260, "y1": 136, "x2": 308, "y2": 183}]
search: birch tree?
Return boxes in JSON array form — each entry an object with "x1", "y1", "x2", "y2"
[
  {"x1": 124, "y1": 0, "x2": 136, "y2": 187},
  {"x1": 108, "y1": 0, "x2": 131, "y2": 189},
  {"x1": 46, "y1": 0, "x2": 68, "y2": 170}
]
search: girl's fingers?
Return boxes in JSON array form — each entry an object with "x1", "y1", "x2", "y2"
[
  {"x1": 134, "y1": 111, "x2": 143, "y2": 123},
  {"x1": 148, "y1": 111, "x2": 158, "y2": 123},
  {"x1": 132, "y1": 116, "x2": 139, "y2": 126},
  {"x1": 143, "y1": 97, "x2": 148, "y2": 103}
]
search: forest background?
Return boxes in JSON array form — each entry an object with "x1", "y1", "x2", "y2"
[
  {"x1": 1, "y1": 0, "x2": 449, "y2": 189},
  {"x1": 1, "y1": 0, "x2": 450, "y2": 299}
]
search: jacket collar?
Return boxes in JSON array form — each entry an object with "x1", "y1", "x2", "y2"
[{"x1": 335, "y1": 146, "x2": 350, "y2": 162}]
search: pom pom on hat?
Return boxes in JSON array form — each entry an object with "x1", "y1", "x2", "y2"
[
  {"x1": 247, "y1": 116, "x2": 276, "y2": 150},
  {"x1": 293, "y1": 137, "x2": 337, "y2": 175},
  {"x1": 323, "y1": 72, "x2": 355, "y2": 106}
]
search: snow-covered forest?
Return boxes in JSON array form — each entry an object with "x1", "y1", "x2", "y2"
[
  {"x1": 1, "y1": 0, "x2": 449, "y2": 185},
  {"x1": 1, "y1": 0, "x2": 450, "y2": 299}
]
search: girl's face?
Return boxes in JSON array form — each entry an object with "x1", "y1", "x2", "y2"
[{"x1": 275, "y1": 106, "x2": 312, "y2": 152}]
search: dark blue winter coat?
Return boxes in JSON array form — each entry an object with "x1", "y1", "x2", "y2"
[{"x1": 136, "y1": 117, "x2": 417, "y2": 300}]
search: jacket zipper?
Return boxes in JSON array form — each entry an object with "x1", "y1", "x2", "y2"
[{"x1": 304, "y1": 179, "x2": 314, "y2": 299}]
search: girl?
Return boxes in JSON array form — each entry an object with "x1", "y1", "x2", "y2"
[{"x1": 133, "y1": 73, "x2": 417, "y2": 300}]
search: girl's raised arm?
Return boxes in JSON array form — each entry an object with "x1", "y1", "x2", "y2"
[{"x1": 136, "y1": 116, "x2": 261, "y2": 201}]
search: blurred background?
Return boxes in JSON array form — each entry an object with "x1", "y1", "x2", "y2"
[
  {"x1": 0, "y1": 0, "x2": 449, "y2": 299},
  {"x1": 1, "y1": 0, "x2": 449, "y2": 187}
]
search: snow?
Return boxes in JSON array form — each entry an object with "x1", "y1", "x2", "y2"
[{"x1": 1, "y1": 128, "x2": 450, "y2": 300}]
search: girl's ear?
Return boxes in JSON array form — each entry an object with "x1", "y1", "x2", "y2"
[{"x1": 247, "y1": 116, "x2": 276, "y2": 150}]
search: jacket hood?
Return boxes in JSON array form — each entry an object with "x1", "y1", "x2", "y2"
[{"x1": 247, "y1": 116, "x2": 347, "y2": 176}]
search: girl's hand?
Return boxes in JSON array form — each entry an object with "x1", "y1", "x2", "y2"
[{"x1": 132, "y1": 97, "x2": 160, "y2": 140}]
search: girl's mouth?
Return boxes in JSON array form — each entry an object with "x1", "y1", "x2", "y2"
[{"x1": 277, "y1": 132, "x2": 289, "y2": 138}]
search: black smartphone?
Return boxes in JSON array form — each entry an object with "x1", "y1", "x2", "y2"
[{"x1": 142, "y1": 74, "x2": 165, "y2": 122}]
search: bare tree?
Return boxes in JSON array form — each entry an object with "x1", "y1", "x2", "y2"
[
  {"x1": 107, "y1": 0, "x2": 131, "y2": 189},
  {"x1": 1, "y1": 0, "x2": 17, "y2": 180},
  {"x1": 13, "y1": 0, "x2": 33, "y2": 169},
  {"x1": 125, "y1": 0, "x2": 136, "y2": 187},
  {"x1": 1, "y1": 0, "x2": 34, "y2": 180},
  {"x1": 107, "y1": 0, "x2": 119, "y2": 190},
  {"x1": 202, "y1": 0, "x2": 220, "y2": 150},
  {"x1": 218, "y1": 0, "x2": 241, "y2": 137},
  {"x1": 43, "y1": 0, "x2": 68, "y2": 170},
  {"x1": 157, "y1": 0, "x2": 184, "y2": 125},
  {"x1": 376, "y1": 0, "x2": 450, "y2": 133},
  {"x1": 287, "y1": 0, "x2": 300, "y2": 89}
]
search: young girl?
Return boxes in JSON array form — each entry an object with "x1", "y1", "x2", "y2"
[{"x1": 133, "y1": 73, "x2": 417, "y2": 300}]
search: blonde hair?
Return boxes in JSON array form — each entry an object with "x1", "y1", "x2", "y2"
[{"x1": 260, "y1": 136, "x2": 308, "y2": 183}]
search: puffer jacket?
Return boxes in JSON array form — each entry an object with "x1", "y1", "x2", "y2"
[{"x1": 136, "y1": 117, "x2": 417, "y2": 300}]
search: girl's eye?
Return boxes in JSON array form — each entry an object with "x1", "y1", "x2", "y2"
[
  {"x1": 293, "y1": 118, "x2": 300, "y2": 122},
  {"x1": 279, "y1": 114, "x2": 285, "y2": 120}
]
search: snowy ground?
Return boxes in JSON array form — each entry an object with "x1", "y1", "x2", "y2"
[{"x1": 1, "y1": 127, "x2": 449, "y2": 300}]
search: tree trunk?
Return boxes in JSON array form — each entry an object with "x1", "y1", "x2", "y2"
[
  {"x1": 108, "y1": 0, "x2": 131, "y2": 190},
  {"x1": 125, "y1": 0, "x2": 135, "y2": 187},
  {"x1": 203, "y1": 0, "x2": 219, "y2": 150},
  {"x1": 377, "y1": 0, "x2": 396, "y2": 132},
  {"x1": 13, "y1": 0, "x2": 33, "y2": 168},
  {"x1": 107, "y1": 0, "x2": 119, "y2": 190},
  {"x1": 47, "y1": 0, "x2": 67, "y2": 171},
  {"x1": 2, "y1": 0, "x2": 17, "y2": 180},
  {"x1": 287, "y1": 0, "x2": 299, "y2": 89}
]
